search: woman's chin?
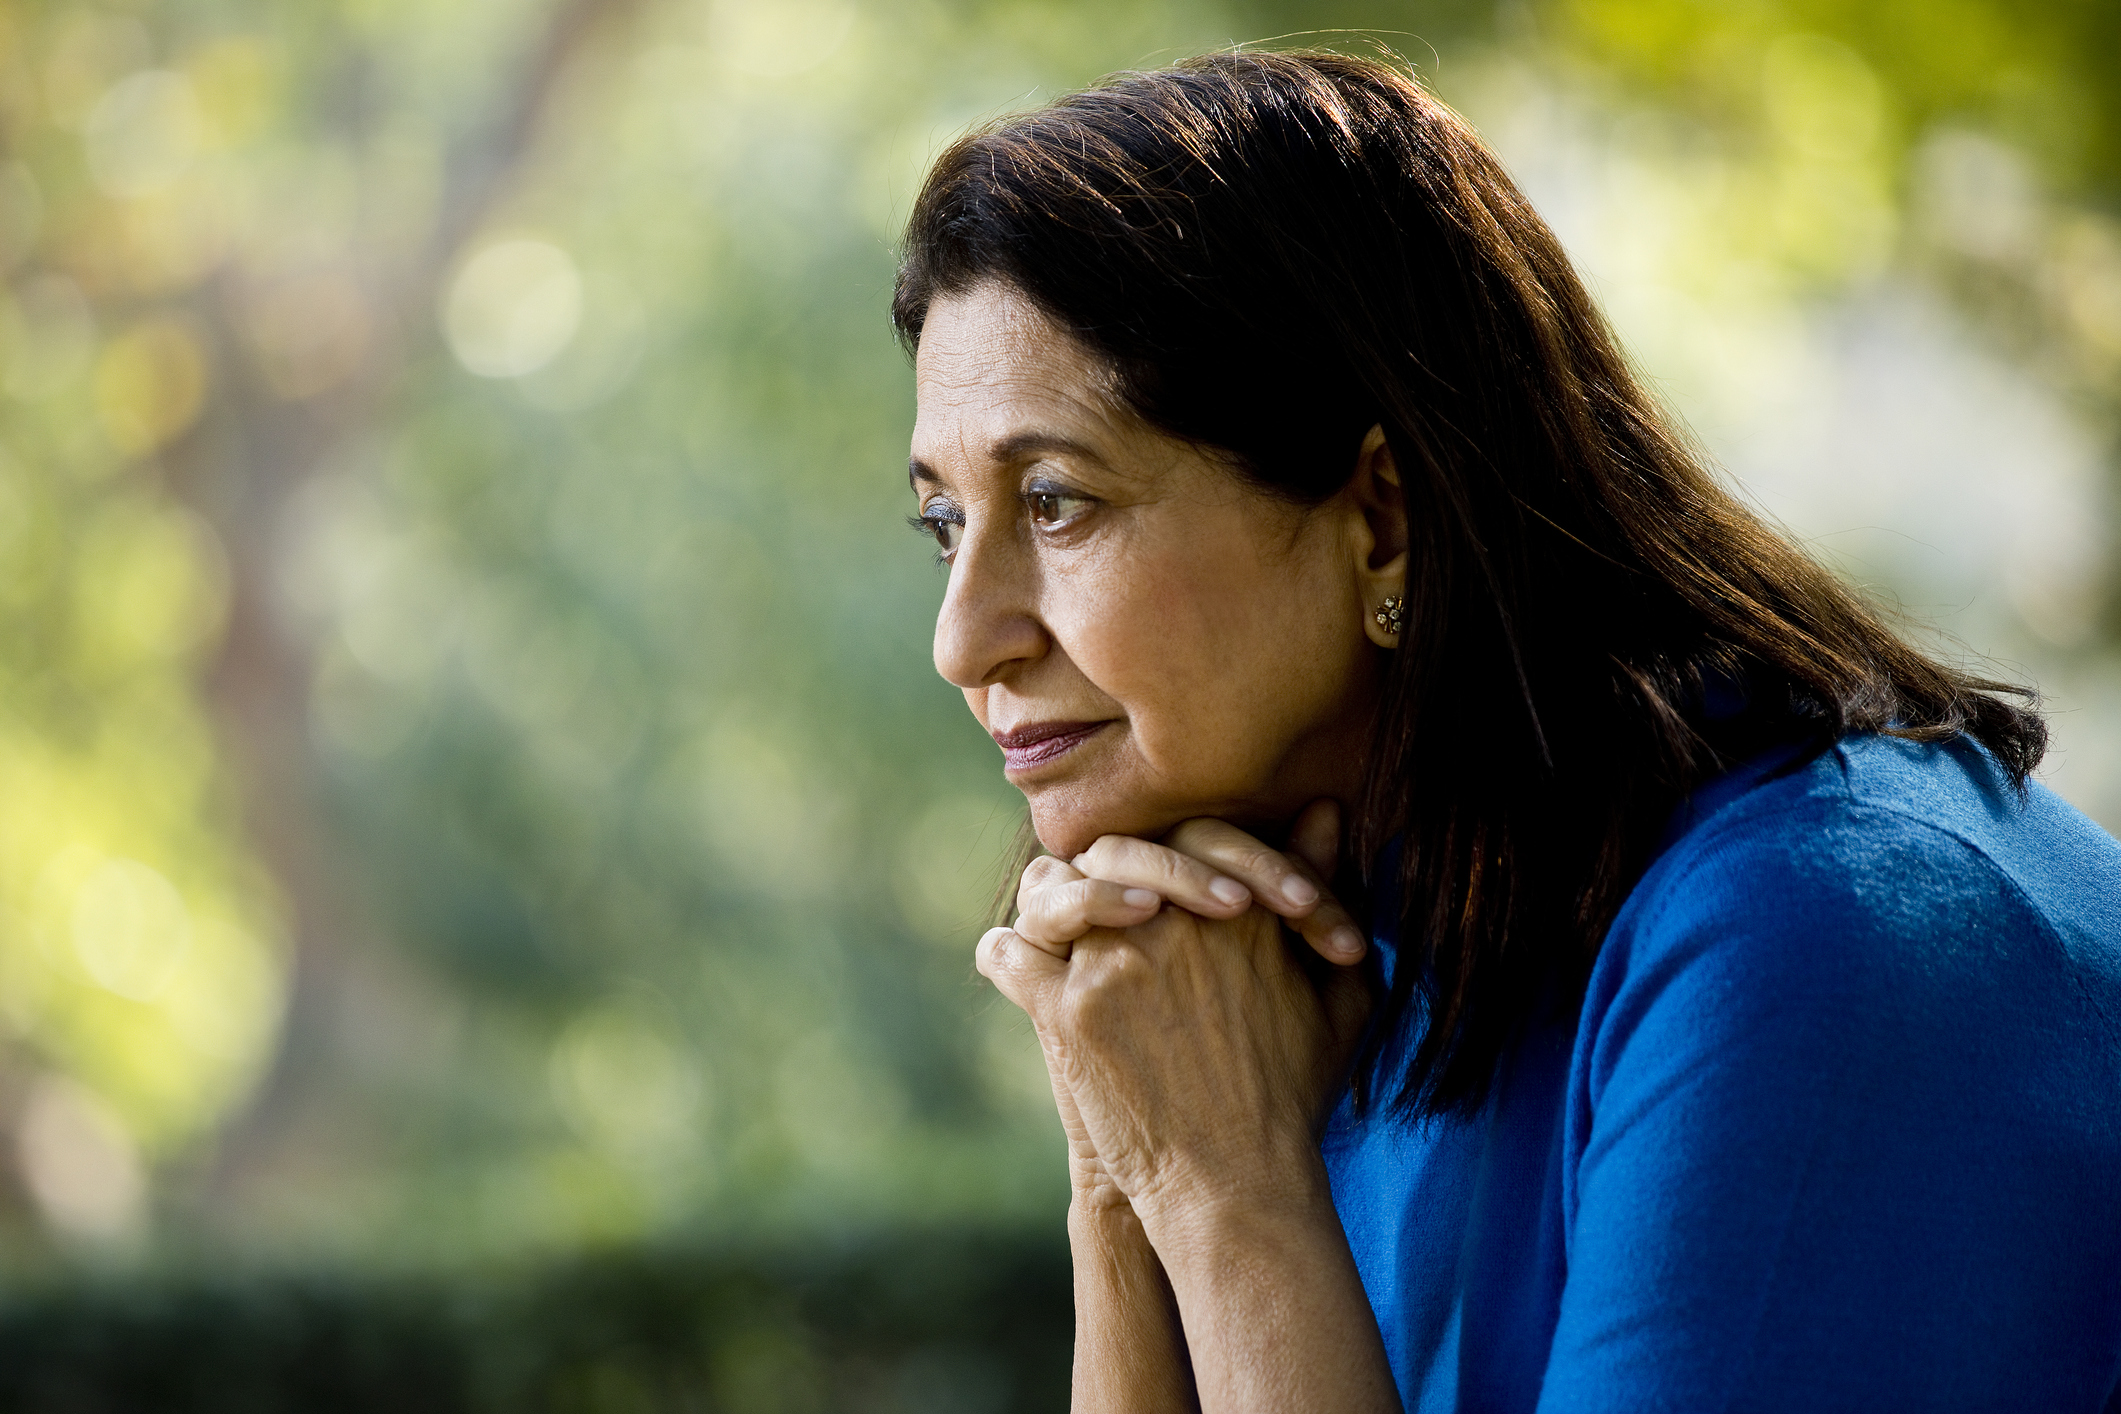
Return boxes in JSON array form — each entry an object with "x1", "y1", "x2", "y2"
[
  {"x1": 1017, "y1": 752, "x2": 1292, "y2": 857},
  {"x1": 1028, "y1": 783, "x2": 1316, "y2": 858},
  {"x1": 1025, "y1": 785, "x2": 1233, "y2": 860},
  {"x1": 1026, "y1": 793, "x2": 1172, "y2": 860}
]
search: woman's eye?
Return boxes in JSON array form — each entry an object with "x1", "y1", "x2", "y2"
[
  {"x1": 1026, "y1": 490, "x2": 1089, "y2": 526},
  {"x1": 906, "y1": 509, "x2": 963, "y2": 559}
]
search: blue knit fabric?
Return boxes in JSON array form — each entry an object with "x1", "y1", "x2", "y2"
[{"x1": 1322, "y1": 734, "x2": 2121, "y2": 1412}]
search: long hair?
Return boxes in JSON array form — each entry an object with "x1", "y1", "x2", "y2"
[{"x1": 892, "y1": 52, "x2": 2045, "y2": 1117}]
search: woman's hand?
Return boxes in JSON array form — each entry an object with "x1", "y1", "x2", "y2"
[
  {"x1": 991, "y1": 896, "x2": 1392, "y2": 1414},
  {"x1": 998, "y1": 801, "x2": 1367, "y2": 1208},
  {"x1": 982, "y1": 905, "x2": 1370, "y2": 1225},
  {"x1": 979, "y1": 804, "x2": 1372, "y2": 1225},
  {"x1": 980, "y1": 801, "x2": 1392, "y2": 1414},
  {"x1": 1014, "y1": 799, "x2": 1368, "y2": 965}
]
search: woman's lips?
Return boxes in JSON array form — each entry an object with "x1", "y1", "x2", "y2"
[{"x1": 992, "y1": 720, "x2": 1113, "y2": 772}]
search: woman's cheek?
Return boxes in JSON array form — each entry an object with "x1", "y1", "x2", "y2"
[{"x1": 1072, "y1": 584, "x2": 1221, "y2": 712}]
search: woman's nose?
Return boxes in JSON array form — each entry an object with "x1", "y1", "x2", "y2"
[{"x1": 933, "y1": 528, "x2": 1046, "y2": 690}]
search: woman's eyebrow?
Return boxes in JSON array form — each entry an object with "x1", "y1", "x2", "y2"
[
  {"x1": 988, "y1": 430, "x2": 1107, "y2": 469},
  {"x1": 908, "y1": 430, "x2": 1113, "y2": 492}
]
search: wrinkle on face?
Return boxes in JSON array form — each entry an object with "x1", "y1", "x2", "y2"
[{"x1": 911, "y1": 282, "x2": 1380, "y2": 857}]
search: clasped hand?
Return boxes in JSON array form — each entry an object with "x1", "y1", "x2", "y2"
[{"x1": 977, "y1": 800, "x2": 1373, "y2": 1230}]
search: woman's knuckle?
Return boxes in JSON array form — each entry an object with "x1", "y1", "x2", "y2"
[
  {"x1": 1070, "y1": 835, "x2": 1136, "y2": 881},
  {"x1": 1167, "y1": 818, "x2": 1214, "y2": 850},
  {"x1": 975, "y1": 927, "x2": 1010, "y2": 974},
  {"x1": 1087, "y1": 836, "x2": 1131, "y2": 870},
  {"x1": 1161, "y1": 853, "x2": 1214, "y2": 893},
  {"x1": 1057, "y1": 981, "x2": 1100, "y2": 1033},
  {"x1": 1023, "y1": 855, "x2": 1070, "y2": 887},
  {"x1": 1019, "y1": 868, "x2": 1078, "y2": 908}
]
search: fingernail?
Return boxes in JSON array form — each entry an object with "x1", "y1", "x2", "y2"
[
  {"x1": 1208, "y1": 877, "x2": 1249, "y2": 907},
  {"x1": 1121, "y1": 888, "x2": 1159, "y2": 909},
  {"x1": 1331, "y1": 925, "x2": 1365, "y2": 959},
  {"x1": 1281, "y1": 875, "x2": 1319, "y2": 908}
]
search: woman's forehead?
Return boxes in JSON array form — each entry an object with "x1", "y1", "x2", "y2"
[
  {"x1": 912, "y1": 288, "x2": 1127, "y2": 476},
  {"x1": 916, "y1": 288, "x2": 1099, "y2": 404}
]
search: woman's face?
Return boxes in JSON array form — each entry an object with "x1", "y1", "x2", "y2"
[{"x1": 910, "y1": 283, "x2": 1398, "y2": 858}]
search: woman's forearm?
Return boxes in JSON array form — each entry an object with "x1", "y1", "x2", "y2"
[
  {"x1": 1069, "y1": 1198, "x2": 1200, "y2": 1414},
  {"x1": 1141, "y1": 1161, "x2": 1401, "y2": 1414}
]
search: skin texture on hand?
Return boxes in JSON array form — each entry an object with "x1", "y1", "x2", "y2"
[
  {"x1": 1015, "y1": 806, "x2": 1370, "y2": 966},
  {"x1": 982, "y1": 828, "x2": 1371, "y2": 1227},
  {"x1": 981, "y1": 805, "x2": 1393, "y2": 1414},
  {"x1": 1002, "y1": 803, "x2": 1367, "y2": 1205}
]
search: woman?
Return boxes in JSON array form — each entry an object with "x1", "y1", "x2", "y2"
[{"x1": 894, "y1": 52, "x2": 2121, "y2": 1412}]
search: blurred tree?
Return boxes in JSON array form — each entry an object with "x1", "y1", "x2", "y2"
[{"x1": 0, "y1": 0, "x2": 293, "y2": 1252}]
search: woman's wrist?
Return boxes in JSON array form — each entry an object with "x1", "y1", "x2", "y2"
[
  {"x1": 1126, "y1": 1152, "x2": 1394, "y2": 1414},
  {"x1": 1068, "y1": 1185, "x2": 1198, "y2": 1414},
  {"x1": 1130, "y1": 1146, "x2": 1340, "y2": 1273}
]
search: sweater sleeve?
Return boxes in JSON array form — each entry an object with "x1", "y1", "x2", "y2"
[{"x1": 1535, "y1": 802, "x2": 2121, "y2": 1414}]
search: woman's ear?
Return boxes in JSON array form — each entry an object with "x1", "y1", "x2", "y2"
[{"x1": 1347, "y1": 425, "x2": 1408, "y2": 648}]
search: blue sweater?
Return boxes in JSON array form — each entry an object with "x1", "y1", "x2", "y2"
[{"x1": 1322, "y1": 734, "x2": 2121, "y2": 1412}]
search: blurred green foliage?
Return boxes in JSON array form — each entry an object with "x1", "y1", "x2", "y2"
[
  {"x1": 0, "y1": 0, "x2": 290, "y2": 1236},
  {"x1": 1552, "y1": 0, "x2": 2121, "y2": 195},
  {"x1": 1544, "y1": 0, "x2": 2121, "y2": 403},
  {"x1": 0, "y1": 0, "x2": 2117, "y2": 1397}
]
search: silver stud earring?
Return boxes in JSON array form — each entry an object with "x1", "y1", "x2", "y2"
[{"x1": 1373, "y1": 595, "x2": 1404, "y2": 637}]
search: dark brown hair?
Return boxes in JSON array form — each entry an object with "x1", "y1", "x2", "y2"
[{"x1": 893, "y1": 51, "x2": 2045, "y2": 1117}]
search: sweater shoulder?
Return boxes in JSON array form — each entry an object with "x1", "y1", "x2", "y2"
[
  {"x1": 1641, "y1": 734, "x2": 2120, "y2": 932},
  {"x1": 1597, "y1": 734, "x2": 2121, "y2": 1026}
]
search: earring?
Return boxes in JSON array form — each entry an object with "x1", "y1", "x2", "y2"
[{"x1": 1373, "y1": 595, "x2": 1404, "y2": 638}]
